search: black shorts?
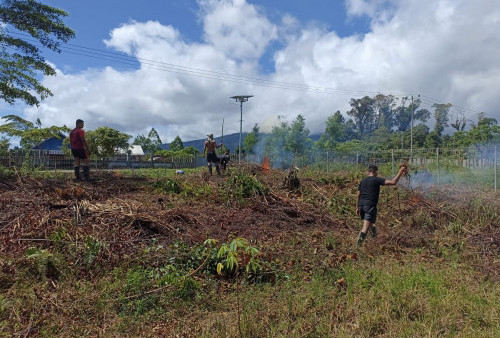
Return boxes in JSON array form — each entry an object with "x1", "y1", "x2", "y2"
[
  {"x1": 359, "y1": 205, "x2": 378, "y2": 223},
  {"x1": 207, "y1": 152, "x2": 219, "y2": 164},
  {"x1": 72, "y1": 148, "x2": 88, "y2": 159}
]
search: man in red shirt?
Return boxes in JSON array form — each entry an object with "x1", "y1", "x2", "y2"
[{"x1": 69, "y1": 119, "x2": 90, "y2": 181}]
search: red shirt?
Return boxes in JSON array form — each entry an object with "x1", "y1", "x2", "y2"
[{"x1": 70, "y1": 128, "x2": 85, "y2": 149}]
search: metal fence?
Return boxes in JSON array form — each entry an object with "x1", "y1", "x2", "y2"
[{"x1": 1, "y1": 145, "x2": 498, "y2": 190}]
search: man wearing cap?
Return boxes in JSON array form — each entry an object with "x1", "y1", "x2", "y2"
[
  {"x1": 203, "y1": 133, "x2": 223, "y2": 175},
  {"x1": 69, "y1": 119, "x2": 91, "y2": 181}
]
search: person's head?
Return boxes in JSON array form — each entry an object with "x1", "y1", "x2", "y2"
[
  {"x1": 225, "y1": 149, "x2": 230, "y2": 154},
  {"x1": 76, "y1": 119, "x2": 84, "y2": 128},
  {"x1": 367, "y1": 165, "x2": 378, "y2": 176},
  {"x1": 207, "y1": 133, "x2": 213, "y2": 140}
]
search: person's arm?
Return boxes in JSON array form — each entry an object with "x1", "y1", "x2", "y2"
[
  {"x1": 203, "y1": 141, "x2": 207, "y2": 157},
  {"x1": 385, "y1": 167, "x2": 407, "y2": 185},
  {"x1": 81, "y1": 130, "x2": 90, "y2": 156},
  {"x1": 356, "y1": 190, "x2": 360, "y2": 215}
]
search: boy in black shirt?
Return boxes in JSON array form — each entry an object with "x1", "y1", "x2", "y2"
[{"x1": 356, "y1": 164, "x2": 407, "y2": 246}]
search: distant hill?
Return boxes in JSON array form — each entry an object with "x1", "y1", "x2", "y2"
[
  {"x1": 161, "y1": 132, "x2": 321, "y2": 153},
  {"x1": 161, "y1": 132, "x2": 247, "y2": 153}
]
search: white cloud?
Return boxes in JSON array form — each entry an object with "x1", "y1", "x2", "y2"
[{"x1": 21, "y1": 0, "x2": 500, "y2": 145}]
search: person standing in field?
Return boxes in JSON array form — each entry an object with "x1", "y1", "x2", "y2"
[
  {"x1": 356, "y1": 164, "x2": 407, "y2": 246},
  {"x1": 203, "y1": 133, "x2": 223, "y2": 175},
  {"x1": 69, "y1": 119, "x2": 91, "y2": 181}
]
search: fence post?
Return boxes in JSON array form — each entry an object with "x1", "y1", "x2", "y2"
[
  {"x1": 326, "y1": 151, "x2": 329, "y2": 173},
  {"x1": 436, "y1": 148, "x2": 440, "y2": 185},
  {"x1": 391, "y1": 149, "x2": 395, "y2": 175}
]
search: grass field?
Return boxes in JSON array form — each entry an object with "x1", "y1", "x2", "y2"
[{"x1": 0, "y1": 164, "x2": 499, "y2": 337}]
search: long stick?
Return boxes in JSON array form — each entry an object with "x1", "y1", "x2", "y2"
[{"x1": 220, "y1": 117, "x2": 224, "y2": 154}]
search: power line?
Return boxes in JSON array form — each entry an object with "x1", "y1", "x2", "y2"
[{"x1": 3, "y1": 31, "x2": 493, "y2": 117}]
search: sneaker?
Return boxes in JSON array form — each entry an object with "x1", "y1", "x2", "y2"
[
  {"x1": 369, "y1": 226, "x2": 377, "y2": 238},
  {"x1": 357, "y1": 231, "x2": 367, "y2": 246}
]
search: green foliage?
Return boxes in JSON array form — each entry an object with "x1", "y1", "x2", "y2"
[
  {"x1": 169, "y1": 135, "x2": 184, "y2": 152},
  {"x1": 86, "y1": 126, "x2": 131, "y2": 159},
  {"x1": 213, "y1": 238, "x2": 262, "y2": 277},
  {"x1": 244, "y1": 124, "x2": 260, "y2": 154},
  {"x1": 0, "y1": 136, "x2": 10, "y2": 155},
  {"x1": 432, "y1": 103, "x2": 452, "y2": 136},
  {"x1": 133, "y1": 128, "x2": 162, "y2": 155},
  {"x1": 25, "y1": 247, "x2": 61, "y2": 280},
  {"x1": 0, "y1": 115, "x2": 69, "y2": 149},
  {"x1": 155, "y1": 145, "x2": 200, "y2": 157},
  {"x1": 84, "y1": 236, "x2": 104, "y2": 269},
  {"x1": 225, "y1": 171, "x2": 268, "y2": 200},
  {"x1": 0, "y1": 0, "x2": 75, "y2": 106},
  {"x1": 285, "y1": 114, "x2": 311, "y2": 161},
  {"x1": 347, "y1": 96, "x2": 376, "y2": 137},
  {"x1": 152, "y1": 178, "x2": 181, "y2": 194}
]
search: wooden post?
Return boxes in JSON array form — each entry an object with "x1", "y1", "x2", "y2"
[{"x1": 436, "y1": 148, "x2": 440, "y2": 185}]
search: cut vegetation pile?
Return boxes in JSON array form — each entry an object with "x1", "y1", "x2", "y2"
[{"x1": 0, "y1": 164, "x2": 499, "y2": 337}]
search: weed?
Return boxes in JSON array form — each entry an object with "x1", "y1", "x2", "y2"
[
  {"x1": 84, "y1": 236, "x2": 105, "y2": 269},
  {"x1": 223, "y1": 172, "x2": 268, "y2": 203},
  {"x1": 151, "y1": 178, "x2": 181, "y2": 194},
  {"x1": 25, "y1": 247, "x2": 61, "y2": 280}
]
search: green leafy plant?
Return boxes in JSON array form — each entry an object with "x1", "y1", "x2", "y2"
[
  {"x1": 152, "y1": 178, "x2": 181, "y2": 194},
  {"x1": 26, "y1": 248, "x2": 61, "y2": 280}
]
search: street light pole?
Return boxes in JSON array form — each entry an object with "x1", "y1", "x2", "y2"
[{"x1": 230, "y1": 95, "x2": 253, "y2": 163}]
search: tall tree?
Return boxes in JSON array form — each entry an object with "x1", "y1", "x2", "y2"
[
  {"x1": 285, "y1": 114, "x2": 311, "y2": 162},
  {"x1": 86, "y1": 127, "x2": 130, "y2": 159},
  {"x1": 0, "y1": 114, "x2": 69, "y2": 149},
  {"x1": 170, "y1": 135, "x2": 184, "y2": 152},
  {"x1": 133, "y1": 128, "x2": 162, "y2": 154},
  {"x1": 0, "y1": 0, "x2": 75, "y2": 106},
  {"x1": 477, "y1": 112, "x2": 498, "y2": 127},
  {"x1": 373, "y1": 94, "x2": 397, "y2": 130},
  {"x1": 244, "y1": 124, "x2": 260, "y2": 154},
  {"x1": 347, "y1": 96, "x2": 376, "y2": 138},
  {"x1": 147, "y1": 128, "x2": 162, "y2": 152},
  {"x1": 393, "y1": 97, "x2": 430, "y2": 132},
  {"x1": 432, "y1": 103, "x2": 452, "y2": 136}
]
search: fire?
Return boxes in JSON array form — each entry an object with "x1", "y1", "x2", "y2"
[{"x1": 262, "y1": 156, "x2": 270, "y2": 172}]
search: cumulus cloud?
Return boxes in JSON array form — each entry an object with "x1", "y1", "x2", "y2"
[{"x1": 21, "y1": 0, "x2": 500, "y2": 144}]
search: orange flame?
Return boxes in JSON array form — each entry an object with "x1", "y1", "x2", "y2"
[{"x1": 262, "y1": 156, "x2": 270, "y2": 172}]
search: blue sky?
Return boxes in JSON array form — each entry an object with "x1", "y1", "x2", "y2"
[{"x1": 2, "y1": 0, "x2": 500, "y2": 143}]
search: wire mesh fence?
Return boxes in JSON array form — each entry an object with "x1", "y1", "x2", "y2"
[{"x1": 1, "y1": 145, "x2": 498, "y2": 190}]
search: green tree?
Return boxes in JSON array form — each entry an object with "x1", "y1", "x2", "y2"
[
  {"x1": 432, "y1": 103, "x2": 452, "y2": 136},
  {"x1": 347, "y1": 96, "x2": 376, "y2": 138},
  {"x1": 373, "y1": 94, "x2": 397, "y2": 130},
  {"x1": 393, "y1": 97, "x2": 430, "y2": 132},
  {"x1": 170, "y1": 135, "x2": 184, "y2": 152},
  {"x1": 86, "y1": 127, "x2": 131, "y2": 159},
  {"x1": 477, "y1": 112, "x2": 498, "y2": 127},
  {"x1": 244, "y1": 124, "x2": 260, "y2": 154},
  {"x1": 0, "y1": 136, "x2": 9, "y2": 155},
  {"x1": 424, "y1": 131, "x2": 442, "y2": 148},
  {"x1": 451, "y1": 124, "x2": 500, "y2": 147},
  {"x1": 133, "y1": 128, "x2": 162, "y2": 155},
  {"x1": 0, "y1": 0, "x2": 75, "y2": 106},
  {"x1": 285, "y1": 114, "x2": 311, "y2": 162},
  {"x1": 0, "y1": 114, "x2": 69, "y2": 149}
]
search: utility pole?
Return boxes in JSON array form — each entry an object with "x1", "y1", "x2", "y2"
[{"x1": 230, "y1": 95, "x2": 253, "y2": 163}]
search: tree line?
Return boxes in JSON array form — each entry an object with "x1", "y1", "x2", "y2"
[{"x1": 0, "y1": 1, "x2": 498, "y2": 161}]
